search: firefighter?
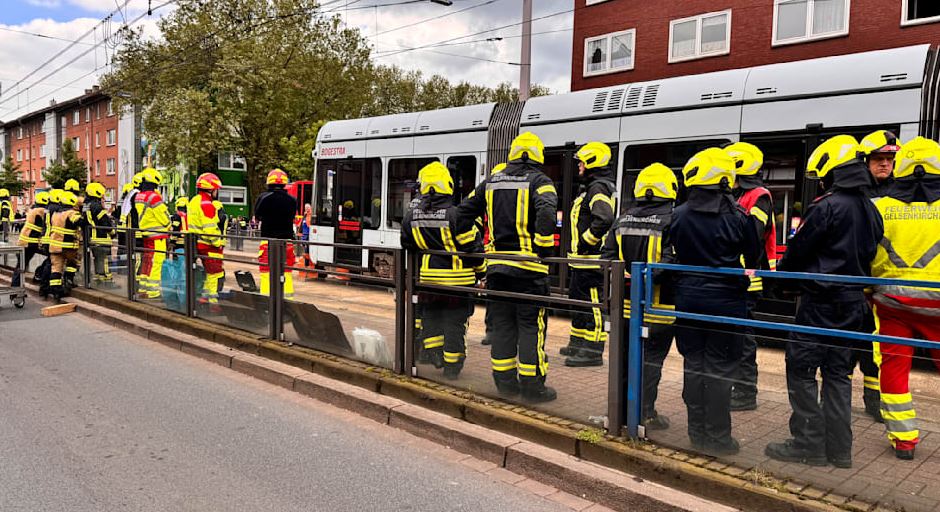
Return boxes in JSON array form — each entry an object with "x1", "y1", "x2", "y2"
[
  {"x1": 188, "y1": 173, "x2": 225, "y2": 309},
  {"x1": 135, "y1": 169, "x2": 171, "y2": 299},
  {"x1": 476, "y1": 162, "x2": 505, "y2": 347},
  {"x1": 456, "y1": 132, "x2": 558, "y2": 403},
  {"x1": 0, "y1": 188, "x2": 13, "y2": 242},
  {"x1": 765, "y1": 135, "x2": 883, "y2": 469},
  {"x1": 48, "y1": 191, "x2": 84, "y2": 299},
  {"x1": 856, "y1": 130, "x2": 903, "y2": 422},
  {"x1": 602, "y1": 163, "x2": 678, "y2": 431},
  {"x1": 403, "y1": 162, "x2": 482, "y2": 379},
  {"x1": 725, "y1": 142, "x2": 777, "y2": 411},
  {"x1": 40, "y1": 189, "x2": 62, "y2": 252},
  {"x1": 254, "y1": 169, "x2": 298, "y2": 300},
  {"x1": 671, "y1": 148, "x2": 761, "y2": 456},
  {"x1": 84, "y1": 182, "x2": 114, "y2": 284},
  {"x1": 12, "y1": 191, "x2": 49, "y2": 287},
  {"x1": 64, "y1": 178, "x2": 81, "y2": 195},
  {"x1": 561, "y1": 142, "x2": 616, "y2": 367},
  {"x1": 870, "y1": 137, "x2": 940, "y2": 460},
  {"x1": 169, "y1": 197, "x2": 188, "y2": 253}
]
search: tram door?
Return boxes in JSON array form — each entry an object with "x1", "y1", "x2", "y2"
[
  {"x1": 333, "y1": 160, "x2": 367, "y2": 266},
  {"x1": 542, "y1": 145, "x2": 578, "y2": 292}
]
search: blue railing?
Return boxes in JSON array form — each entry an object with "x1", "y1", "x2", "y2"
[{"x1": 625, "y1": 262, "x2": 940, "y2": 439}]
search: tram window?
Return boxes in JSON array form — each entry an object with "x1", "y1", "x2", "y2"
[
  {"x1": 387, "y1": 157, "x2": 439, "y2": 229},
  {"x1": 753, "y1": 139, "x2": 803, "y2": 244},
  {"x1": 621, "y1": 139, "x2": 728, "y2": 210},
  {"x1": 365, "y1": 159, "x2": 382, "y2": 229},
  {"x1": 446, "y1": 155, "x2": 477, "y2": 204},
  {"x1": 315, "y1": 161, "x2": 335, "y2": 226}
]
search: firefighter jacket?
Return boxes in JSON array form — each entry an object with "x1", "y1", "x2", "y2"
[
  {"x1": 602, "y1": 201, "x2": 675, "y2": 324},
  {"x1": 41, "y1": 202, "x2": 62, "y2": 247},
  {"x1": 671, "y1": 188, "x2": 762, "y2": 294},
  {"x1": 121, "y1": 190, "x2": 142, "y2": 239},
  {"x1": 456, "y1": 161, "x2": 557, "y2": 277},
  {"x1": 735, "y1": 182, "x2": 776, "y2": 293},
  {"x1": 18, "y1": 205, "x2": 46, "y2": 246},
  {"x1": 402, "y1": 192, "x2": 483, "y2": 286},
  {"x1": 83, "y1": 197, "x2": 113, "y2": 245},
  {"x1": 779, "y1": 159, "x2": 884, "y2": 297},
  {"x1": 188, "y1": 192, "x2": 223, "y2": 247},
  {"x1": 170, "y1": 211, "x2": 188, "y2": 247},
  {"x1": 568, "y1": 168, "x2": 616, "y2": 270},
  {"x1": 49, "y1": 208, "x2": 83, "y2": 253},
  {"x1": 254, "y1": 188, "x2": 298, "y2": 240},
  {"x1": 871, "y1": 179, "x2": 940, "y2": 314},
  {"x1": 135, "y1": 188, "x2": 170, "y2": 239},
  {"x1": 0, "y1": 199, "x2": 12, "y2": 222}
]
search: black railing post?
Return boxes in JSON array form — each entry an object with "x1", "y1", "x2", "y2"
[
  {"x1": 269, "y1": 239, "x2": 284, "y2": 342},
  {"x1": 607, "y1": 260, "x2": 626, "y2": 436},
  {"x1": 393, "y1": 249, "x2": 406, "y2": 374},
  {"x1": 82, "y1": 224, "x2": 92, "y2": 288},
  {"x1": 403, "y1": 250, "x2": 418, "y2": 376},
  {"x1": 127, "y1": 230, "x2": 137, "y2": 301},
  {"x1": 184, "y1": 232, "x2": 196, "y2": 317}
]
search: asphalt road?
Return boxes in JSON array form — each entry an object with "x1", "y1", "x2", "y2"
[{"x1": 0, "y1": 300, "x2": 573, "y2": 512}]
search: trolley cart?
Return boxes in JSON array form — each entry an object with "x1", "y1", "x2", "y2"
[{"x1": 0, "y1": 242, "x2": 27, "y2": 309}]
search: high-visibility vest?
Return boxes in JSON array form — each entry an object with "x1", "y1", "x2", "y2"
[
  {"x1": 738, "y1": 186, "x2": 777, "y2": 293},
  {"x1": 135, "y1": 190, "x2": 170, "y2": 239},
  {"x1": 567, "y1": 177, "x2": 616, "y2": 270},
  {"x1": 49, "y1": 209, "x2": 82, "y2": 253},
  {"x1": 84, "y1": 199, "x2": 113, "y2": 245},
  {"x1": 0, "y1": 199, "x2": 13, "y2": 222},
  {"x1": 871, "y1": 195, "x2": 940, "y2": 312},
  {"x1": 187, "y1": 192, "x2": 222, "y2": 247},
  {"x1": 18, "y1": 206, "x2": 46, "y2": 245}
]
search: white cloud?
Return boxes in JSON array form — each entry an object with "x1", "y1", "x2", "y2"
[{"x1": 26, "y1": 0, "x2": 63, "y2": 8}]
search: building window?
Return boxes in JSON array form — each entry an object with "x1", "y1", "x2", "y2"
[
  {"x1": 902, "y1": 0, "x2": 940, "y2": 25},
  {"x1": 16, "y1": 149, "x2": 22, "y2": 162},
  {"x1": 107, "y1": 101, "x2": 114, "y2": 116},
  {"x1": 40, "y1": 145, "x2": 45, "y2": 158},
  {"x1": 95, "y1": 160, "x2": 101, "y2": 177},
  {"x1": 106, "y1": 158, "x2": 116, "y2": 175},
  {"x1": 73, "y1": 110, "x2": 80, "y2": 126},
  {"x1": 106, "y1": 129, "x2": 116, "y2": 146},
  {"x1": 72, "y1": 137, "x2": 81, "y2": 151},
  {"x1": 584, "y1": 29, "x2": 636, "y2": 76},
  {"x1": 585, "y1": 0, "x2": 612, "y2": 4},
  {"x1": 85, "y1": 107, "x2": 91, "y2": 122},
  {"x1": 773, "y1": 0, "x2": 849, "y2": 46},
  {"x1": 217, "y1": 186, "x2": 247, "y2": 205},
  {"x1": 669, "y1": 10, "x2": 731, "y2": 63},
  {"x1": 17, "y1": 127, "x2": 23, "y2": 139},
  {"x1": 96, "y1": 103, "x2": 101, "y2": 119},
  {"x1": 95, "y1": 132, "x2": 100, "y2": 148},
  {"x1": 217, "y1": 151, "x2": 246, "y2": 171}
]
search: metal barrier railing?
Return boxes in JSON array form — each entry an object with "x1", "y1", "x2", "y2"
[{"x1": 626, "y1": 262, "x2": 940, "y2": 439}]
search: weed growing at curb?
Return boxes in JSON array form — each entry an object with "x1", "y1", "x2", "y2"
[{"x1": 577, "y1": 428, "x2": 604, "y2": 444}]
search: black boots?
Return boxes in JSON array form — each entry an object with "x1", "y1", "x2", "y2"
[{"x1": 564, "y1": 344, "x2": 604, "y2": 367}]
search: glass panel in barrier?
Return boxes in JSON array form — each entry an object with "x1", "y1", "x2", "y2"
[
  {"x1": 88, "y1": 238, "x2": 129, "y2": 299},
  {"x1": 638, "y1": 271, "x2": 940, "y2": 512},
  {"x1": 192, "y1": 235, "x2": 270, "y2": 337},
  {"x1": 413, "y1": 288, "x2": 609, "y2": 428},
  {"x1": 131, "y1": 234, "x2": 191, "y2": 315},
  {"x1": 280, "y1": 244, "x2": 396, "y2": 369}
]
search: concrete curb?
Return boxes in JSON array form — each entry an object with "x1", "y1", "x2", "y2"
[{"x1": 1, "y1": 273, "x2": 855, "y2": 512}]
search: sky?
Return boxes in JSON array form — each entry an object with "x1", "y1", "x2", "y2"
[{"x1": 0, "y1": 0, "x2": 574, "y2": 122}]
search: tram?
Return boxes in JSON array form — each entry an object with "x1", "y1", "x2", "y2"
[{"x1": 311, "y1": 44, "x2": 939, "y2": 294}]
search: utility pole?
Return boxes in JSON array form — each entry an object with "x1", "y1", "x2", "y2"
[{"x1": 519, "y1": 0, "x2": 532, "y2": 101}]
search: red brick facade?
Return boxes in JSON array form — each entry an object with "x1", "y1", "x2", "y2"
[
  {"x1": 61, "y1": 96, "x2": 120, "y2": 202},
  {"x1": 572, "y1": 0, "x2": 940, "y2": 91},
  {"x1": 8, "y1": 115, "x2": 47, "y2": 208}
]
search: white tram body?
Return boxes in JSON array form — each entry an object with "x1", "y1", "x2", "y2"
[{"x1": 313, "y1": 44, "x2": 935, "y2": 280}]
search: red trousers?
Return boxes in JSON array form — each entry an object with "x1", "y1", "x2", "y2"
[
  {"x1": 258, "y1": 241, "x2": 295, "y2": 272},
  {"x1": 876, "y1": 302, "x2": 940, "y2": 450}
]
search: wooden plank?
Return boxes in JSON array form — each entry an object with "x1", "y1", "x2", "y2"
[{"x1": 41, "y1": 303, "x2": 77, "y2": 317}]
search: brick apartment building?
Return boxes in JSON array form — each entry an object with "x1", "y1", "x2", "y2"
[
  {"x1": 572, "y1": 0, "x2": 940, "y2": 91},
  {"x1": 0, "y1": 87, "x2": 139, "y2": 210}
]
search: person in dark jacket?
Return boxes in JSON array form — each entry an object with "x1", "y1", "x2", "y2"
[
  {"x1": 255, "y1": 169, "x2": 298, "y2": 299},
  {"x1": 457, "y1": 132, "x2": 558, "y2": 403},
  {"x1": 671, "y1": 148, "x2": 761, "y2": 456},
  {"x1": 765, "y1": 135, "x2": 884, "y2": 469},
  {"x1": 402, "y1": 162, "x2": 483, "y2": 379},
  {"x1": 563, "y1": 142, "x2": 617, "y2": 367},
  {"x1": 83, "y1": 182, "x2": 115, "y2": 284},
  {"x1": 602, "y1": 163, "x2": 678, "y2": 431}
]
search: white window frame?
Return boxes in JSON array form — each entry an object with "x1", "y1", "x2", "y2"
[
  {"x1": 107, "y1": 101, "x2": 114, "y2": 116},
  {"x1": 17, "y1": 127, "x2": 23, "y2": 139},
  {"x1": 218, "y1": 185, "x2": 247, "y2": 205},
  {"x1": 72, "y1": 137, "x2": 81, "y2": 151},
  {"x1": 16, "y1": 149, "x2": 22, "y2": 162},
  {"x1": 107, "y1": 129, "x2": 116, "y2": 146},
  {"x1": 583, "y1": 28, "x2": 636, "y2": 77},
  {"x1": 217, "y1": 151, "x2": 246, "y2": 171},
  {"x1": 901, "y1": 0, "x2": 940, "y2": 26},
  {"x1": 95, "y1": 132, "x2": 100, "y2": 148},
  {"x1": 585, "y1": 0, "x2": 612, "y2": 5},
  {"x1": 73, "y1": 110, "x2": 80, "y2": 125},
  {"x1": 95, "y1": 160, "x2": 101, "y2": 177},
  {"x1": 106, "y1": 158, "x2": 116, "y2": 176},
  {"x1": 85, "y1": 107, "x2": 91, "y2": 122},
  {"x1": 40, "y1": 144, "x2": 45, "y2": 158},
  {"x1": 772, "y1": 0, "x2": 851, "y2": 47},
  {"x1": 668, "y1": 10, "x2": 732, "y2": 64}
]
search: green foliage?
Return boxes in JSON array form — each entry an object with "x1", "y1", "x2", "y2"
[
  {"x1": 43, "y1": 139, "x2": 86, "y2": 189},
  {"x1": 0, "y1": 156, "x2": 29, "y2": 196},
  {"x1": 576, "y1": 428, "x2": 604, "y2": 444}
]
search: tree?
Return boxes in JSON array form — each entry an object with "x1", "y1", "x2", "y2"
[
  {"x1": 43, "y1": 139, "x2": 87, "y2": 189},
  {"x1": 0, "y1": 156, "x2": 29, "y2": 196},
  {"x1": 103, "y1": 0, "x2": 375, "y2": 200}
]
